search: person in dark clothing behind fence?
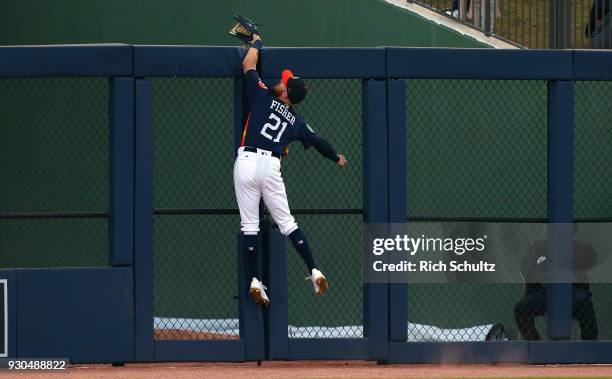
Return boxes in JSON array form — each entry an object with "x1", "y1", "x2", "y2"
[
  {"x1": 585, "y1": 0, "x2": 612, "y2": 38},
  {"x1": 514, "y1": 234, "x2": 599, "y2": 340},
  {"x1": 448, "y1": 0, "x2": 471, "y2": 18},
  {"x1": 452, "y1": 0, "x2": 471, "y2": 10}
]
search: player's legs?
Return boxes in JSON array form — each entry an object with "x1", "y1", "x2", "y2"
[
  {"x1": 261, "y1": 158, "x2": 315, "y2": 269},
  {"x1": 513, "y1": 290, "x2": 547, "y2": 340},
  {"x1": 234, "y1": 154, "x2": 270, "y2": 305},
  {"x1": 234, "y1": 156, "x2": 262, "y2": 280},
  {"x1": 262, "y1": 159, "x2": 328, "y2": 294},
  {"x1": 260, "y1": 158, "x2": 298, "y2": 235},
  {"x1": 572, "y1": 288, "x2": 598, "y2": 340}
]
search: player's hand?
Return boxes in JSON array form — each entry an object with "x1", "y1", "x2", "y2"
[
  {"x1": 336, "y1": 154, "x2": 348, "y2": 168},
  {"x1": 250, "y1": 34, "x2": 261, "y2": 44}
]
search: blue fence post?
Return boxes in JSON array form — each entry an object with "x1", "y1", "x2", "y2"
[
  {"x1": 265, "y1": 229, "x2": 289, "y2": 359},
  {"x1": 237, "y1": 234, "x2": 266, "y2": 361},
  {"x1": 386, "y1": 79, "x2": 408, "y2": 342},
  {"x1": 134, "y1": 79, "x2": 155, "y2": 361},
  {"x1": 234, "y1": 77, "x2": 265, "y2": 361},
  {"x1": 546, "y1": 80, "x2": 575, "y2": 340},
  {"x1": 109, "y1": 77, "x2": 135, "y2": 267},
  {"x1": 362, "y1": 79, "x2": 389, "y2": 361}
]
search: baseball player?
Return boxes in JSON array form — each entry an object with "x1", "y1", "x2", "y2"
[{"x1": 235, "y1": 34, "x2": 348, "y2": 306}]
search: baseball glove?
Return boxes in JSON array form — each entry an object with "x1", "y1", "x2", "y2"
[{"x1": 228, "y1": 14, "x2": 261, "y2": 44}]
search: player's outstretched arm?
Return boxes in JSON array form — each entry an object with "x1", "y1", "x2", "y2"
[
  {"x1": 310, "y1": 134, "x2": 348, "y2": 168},
  {"x1": 300, "y1": 124, "x2": 348, "y2": 168},
  {"x1": 242, "y1": 34, "x2": 261, "y2": 74}
]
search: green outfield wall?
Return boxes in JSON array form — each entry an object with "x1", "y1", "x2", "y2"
[{"x1": 0, "y1": 0, "x2": 486, "y2": 47}]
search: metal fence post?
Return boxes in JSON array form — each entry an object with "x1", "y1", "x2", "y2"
[
  {"x1": 362, "y1": 79, "x2": 389, "y2": 361},
  {"x1": 387, "y1": 80, "x2": 408, "y2": 342},
  {"x1": 483, "y1": 0, "x2": 491, "y2": 35},
  {"x1": 134, "y1": 78, "x2": 155, "y2": 361},
  {"x1": 561, "y1": 0, "x2": 572, "y2": 49},
  {"x1": 459, "y1": 0, "x2": 467, "y2": 22},
  {"x1": 109, "y1": 77, "x2": 135, "y2": 267},
  {"x1": 546, "y1": 80, "x2": 575, "y2": 340},
  {"x1": 474, "y1": 0, "x2": 482, "y2": 28},
  {"x1": 550, "y1": 0, "x2": 572, "y2": 48},
  {"x1": 549, "y1": 0, "x2": 558, "y2": 48}
]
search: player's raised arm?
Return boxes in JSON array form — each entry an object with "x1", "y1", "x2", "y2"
[
  {"x1": 242, "y1": 34, "x2": 261, "y2": 74},
  {"x1": 241, "y1": 35, "x2": 269, "y2": 102}
]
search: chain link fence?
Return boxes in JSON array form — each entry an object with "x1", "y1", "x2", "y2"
[
  {"x1": 406, "y1": 79, "x2": 548, "y2": 220},
  {"x1": 575, "y1": 81, "x2": 612, "y2": 221},
  {"x1": 282, "y1": 79, "x2": 363, "y2": 338},
  {"x1": 0, "y1": 77, "x2": 109, "y2": 268},
  {"x1": 412, "y1": 0, "x2": 611, "y2": 49},
  {"x1": 151, "y1": 77, "x2": 364, "y2": 339},
  {"x1": 572, "y1": 80, "x2": 612, "y2": 341},
  {"x1": 405, "y1": 79, "x2": 548, "y2": 341},
  {"x1": 115, "y1": 73, "x2": 612, "y2": 342},
  {"x1": 152, "y1": 77, "x2": 239, "y2": 340}
]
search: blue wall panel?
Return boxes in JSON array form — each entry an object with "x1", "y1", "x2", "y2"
[
  {"x1": 386, "y1": 48, "x2": 573, "y2": 80},
  {"x1": 288, "y1": 338, "x2": 369, "y2": 360},
  {"x1": 387, "y1": 79, "x2": 408, "y2": 342},
  {"x1": 362, "y1": 80, "x2": 389, "y2": 361},
  {"x1": 266, "y1": 231, "x2": 289, "y2": 360},
  {"x1": 237, "y1": 234, "x2": 265, "y2": 361},
  {"x1": 16, "y1": 268, "x2": 134, "y2": 363},
  {"x1": 134, "y1": 79, "x2": 155, "y2": 361},
  {"x1": 109, "y1": 77, "x2": 135, "y2": 267},
  {"x1": 155, "y1": 340, "x2": 245, "y2": 362},
  {"x1": 132, "y1": 46, "x2": 387, "y2": 79},
  {"x1": 573, "y1": 50, "x2": 612, "y2": 80},
  {"x1": 0, "y1": 44, "x2": 132, "y2": 77},
  {"x1": 260, "y1": 47, "x2": 386, "y2": 79},
  {"x1": 529, "y1": 341, "x2": 612, "y2": 363},
  {"x1": 133, "y1": 46, "x2": 243, "y2": 77},
  {"x1": 389, "y1": 342, "x2": 529, "y2": 363},
  {"x1": 546, "y1": 81, "x2": 575, "y2": 340}
]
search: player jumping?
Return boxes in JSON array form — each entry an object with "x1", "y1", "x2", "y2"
[{"x1": 234, "y1": 34, "x2": 348, "y2": 306}]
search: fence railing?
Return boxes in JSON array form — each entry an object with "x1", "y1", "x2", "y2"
[
  {"x1": 411, "y1": 0, "x2": 612, "y2": 48},
  {"x1": 1, "y1": 45, "x2": 612, "y2": 364}
]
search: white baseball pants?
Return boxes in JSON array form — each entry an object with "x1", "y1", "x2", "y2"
[{"x1": 233, "y1": 147, "x2": 298, "y2": 236}]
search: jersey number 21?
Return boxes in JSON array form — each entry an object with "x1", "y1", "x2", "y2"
[{"x1": 261, "y1": 113, "x2": 287, "y2": 143}]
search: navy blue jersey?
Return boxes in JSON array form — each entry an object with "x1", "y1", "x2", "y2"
[{"x1": 241, "y1": 69, "x2": 318, "y2": 156}]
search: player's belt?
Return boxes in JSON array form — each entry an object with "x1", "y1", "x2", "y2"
[{"x1": 243, "y1": 146, "x2": 282, "y2": 159}]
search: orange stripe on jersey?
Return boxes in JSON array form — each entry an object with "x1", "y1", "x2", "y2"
[{"x1": 240, "y1": 113, "x2": 251, "y2": 146}]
